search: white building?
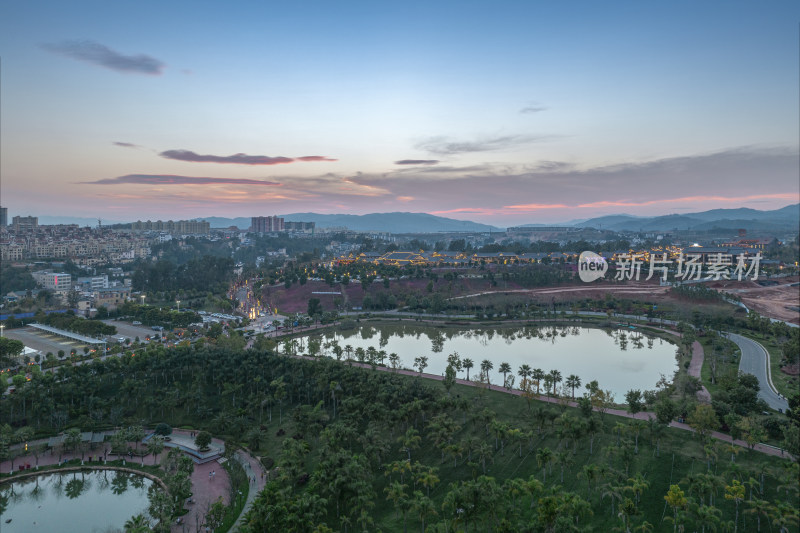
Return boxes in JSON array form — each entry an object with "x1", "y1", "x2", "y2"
[{"x1": 32, "y1": 271, "x2": 72, "y2": 291}]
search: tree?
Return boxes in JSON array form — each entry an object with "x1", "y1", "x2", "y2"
[
  {"x1": 625, "y1": 389, "x2": 644, "y2": 416},
  {"x1": 498, "y1": 362, "x2": 512, "y2": 389},
  {"x1": 146, "y1": 435, "x2": 165, "y2": 465},
  {"x1": 664, "y1": 484, "x2": 688, "y2": 533},
  {"x1": 398, "y1": 428, "x2": 421, "y2": 461},
  {"x1": 480, "y1": 359, "x2": 494, "y2": 388},
  {"x1": 195, "y1": 430, "x2": 212, "y2": 451},
  {"x1": 725, "y1": 479, "x2": 745, "y2": 533},
  {"x1": 205, "y1": 496, "x2": 227, "y2": 531},
  {"x1": 443, "y1": 364, "x2": 457, "y2": 395},
  {"x1": 307, "y1": 297, "x2": 322, "y2": 317},
  {"x1": 462, "y1": 358, "x2": 474, "y2": 380},
  {"x1": 124, "y1": 514, "x2": 151, "y2": 533},
  {"x1": 536, "y1": 447, "x2": 553, "y2": 483},
  {"x1": 0, "y1": 337, "x2": 24, "y2": 366},
  {"x1": 411, "y1": 490, "x2": 437, "y2": 532},
  {"x1": 688, "y1": 404, "x2": 720, "y2": 441},
  {"x1": 565, "y1": 374, "x2": 582, "y2": 400}
]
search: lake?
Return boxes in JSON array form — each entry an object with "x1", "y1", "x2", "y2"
[
  {"x1": 295, "y1": 324, "x2": 679, "y2": 399},
  {"x1": 0, "y1": 469, "x2": 154, "y2": 533}
]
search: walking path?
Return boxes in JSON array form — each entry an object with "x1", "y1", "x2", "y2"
[{"x1": 230, "y1": 448, "x2": 267, "y2": 532}]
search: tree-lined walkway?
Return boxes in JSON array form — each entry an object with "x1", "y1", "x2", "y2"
[{"x1": 230, "y1": 448, "x2": 267, "y2": 532}]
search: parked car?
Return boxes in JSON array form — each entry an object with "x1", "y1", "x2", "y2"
[{"x1": 132, "y1": 321, "x2": 142, "y2": 325}]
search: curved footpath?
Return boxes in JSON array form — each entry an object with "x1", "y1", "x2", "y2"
[
  {"x1": 229, "y1": 448, "x2": 267, "y2": 532},
  {"x1": 725, "y1": 332, "x2": 789, "y2": 412}
]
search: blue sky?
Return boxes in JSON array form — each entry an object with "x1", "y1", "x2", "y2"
[{"x1": 1, "y1": 1, "x2": 798, "y2": 225}]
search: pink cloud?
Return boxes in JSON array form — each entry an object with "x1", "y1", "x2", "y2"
[
  {"x1": 79, "y1": 174, "x2": 281, "y2": 186},
  {"x1": 159, "y1": 150, "x2": 337, "y2": 165}
]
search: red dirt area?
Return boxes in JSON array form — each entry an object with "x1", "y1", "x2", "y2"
[
  {"x1": 262, "y1": 277, "x2": 512, "y2": 314},
  {"x1": 711, "y1": 276, "x2": 800, "y2": 325}
]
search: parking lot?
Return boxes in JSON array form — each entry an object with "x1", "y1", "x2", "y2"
[
  {"x1": 3, "y1": 327, "x2": 94, "y2": 356},
  {"x1": 101, "y1": 320, "x2": 158, "y2": 341}
]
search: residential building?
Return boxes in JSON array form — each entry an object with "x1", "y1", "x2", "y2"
[
  {"x1": 93, "y1": 287, "x2": 131, "y2": 310},
  {"x1": 131, "y1": 219, "x2": 210, "y2": 234},
  {"x1": 32, "y1": 271, "x2": 72, "y2": 291},
  {"x1": 285, "y1": 221, "x2": 315, "y2": 233},
  {"x1": 12, "y1": 215, "x2": 38, "y2": 232},
  {"x1": 251, "y1": 216, "x2": 284, "y2": 233}
]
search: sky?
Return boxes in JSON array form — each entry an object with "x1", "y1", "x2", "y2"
[{"x1": 1, "y1": 1, "x2": 798, "y2": 227}]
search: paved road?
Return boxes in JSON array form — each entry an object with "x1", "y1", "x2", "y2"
[{"x1": 725, "y1": 332, "x2": 788, "y2": 411}]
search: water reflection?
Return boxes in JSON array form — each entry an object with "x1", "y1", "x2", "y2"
[
  {"x1": 0, "y1": 470, "x2": 152, "y2": 533},
  {"x1": 300, "y1": 325, "x2": 678, "y2": 398}
]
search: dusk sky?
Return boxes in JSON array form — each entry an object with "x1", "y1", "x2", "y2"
[{"x1": 1, "y1": 1, "x2": 798, "y2": 226}]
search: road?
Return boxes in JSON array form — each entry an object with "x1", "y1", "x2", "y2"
[{"x1": 725, "y1": 332, "x2": 789, "y2": 412}]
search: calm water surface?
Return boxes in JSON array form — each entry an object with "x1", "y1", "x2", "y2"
[
  {"x1": 0, "y1": 470, "x2": 153, "y2": 533},
  {"x1": 297, "y1": 325, "x2": 678, "y2": 398}
]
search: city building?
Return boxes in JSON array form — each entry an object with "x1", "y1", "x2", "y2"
[
  {"x1": 92, "y1": 287, "x2": 131, "y2": 310},
  {"x1": 0, "y1": 206, "x2": 7, "y2": 227},
  {"x1": 285, "y1": 221, "x2": 315, "y2": 233},
  {"x1": 251, "y1": 215, "x2": 284, "y2": 233},
  {"x1": 31, "y1": 271, "x2": 72, "y2": 291},
  {"x1": 12, "y1": 215, "x2": 38, "y2": 232},
  {"x1": 131, "y1": 220, "x2": 210, "y2": 234}
]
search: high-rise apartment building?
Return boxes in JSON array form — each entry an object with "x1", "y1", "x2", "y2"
[
  {"x1": 250, "y1": 216, "x2": 284, "y2": 233},
  {"x1": 0, "y1": 207, "x2": 7, "y2": 227},
  {"x1": 12, "y1": 215, "x2": 38, "y2": 232},
  {"x1": 131, "y1": 220, "x2": 210, "y2": 234}
]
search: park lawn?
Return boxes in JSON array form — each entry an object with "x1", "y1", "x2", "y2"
[{"x1": 699, "y1": 336, "x2": 741, "y2": 398}]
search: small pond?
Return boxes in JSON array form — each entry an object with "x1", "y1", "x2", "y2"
[
  {"x1": 296, "y1": 325, "x2": 679, "y2": 399},
  {"x1": 0, "y1": 469, "x2": 154, "y2": 533}
]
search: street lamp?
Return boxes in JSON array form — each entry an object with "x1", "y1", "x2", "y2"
[
  {"x1": 176, "y1": 300, "x2": 180, "y2": 312},
  {"x1": 140, "y1": 294, "x2": 146, "y2": 306}
]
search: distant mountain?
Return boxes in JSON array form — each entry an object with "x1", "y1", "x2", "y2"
[
  {"x1": 196, "y1": 216, "x2": 252, "y2": 229},
  {"x1": 196, "y1": 213, "x2": 501, "y2": 233},
  {"x1": 575, "y1": 204, "x2": 799, "y2": 232},
  {"x1": 282, "y1": 212, "x2": 500, "y2": 233},
  {"x1": 574, "y1": 214, "x2": 647, "y2": 229}
]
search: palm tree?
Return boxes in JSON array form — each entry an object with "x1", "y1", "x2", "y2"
[
  {"x1": 411, "y1": 490, "x2": 437, "y2": 533},
  {"x1": 531, "y1": 368, "x2": 545, "y2": 394},
  {"x1": 565, "y1": 374, "x2": 581, "y2": 399},
  {"x1": 549, "y1": 369, "x2": 562, "y2": 396},
  {"x1": 725, "y1": 480, "x2": 745, "y2": 533},
  {"x1": 124, "y1": 514, "x2": 150, "y2": 533},
  {"x1": 476, "y1": 442, "x2": 493, "y2": 474},
  {"x1": 462, "y1": 358, "x2": 474, "y2": 380},
  {"x1": 554, "y1": 450, "x2": 573, "y2": 483},
  {"x1": 398, "y1": 428, "x2": 421, "y2": 461},
  {"x1": 535, "y1": 447, "x2": 553, "y2": 483},
  {"x1": 480, "y1": 359, "x2": 494, "y2": 388},
  {"x1": 664, "y1": 484, "x2": 688, "y2": 533},
  {"x1": 690, "y1": 502, "x2": 721, "y2": 533},
  {"x1": 499, "y1": 362, "x2": 512, "y2": 388},
  {"x1": 145, "y1": 435, "x2": 164, "y2": 465},
  {"x1": 518, "y1": 364, "x2": 532, "y2": 383}
]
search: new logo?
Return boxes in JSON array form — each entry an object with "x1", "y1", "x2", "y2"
[{"x1": 578, "y1": 251, "x2": 608, "y2": 282}]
